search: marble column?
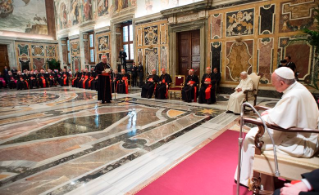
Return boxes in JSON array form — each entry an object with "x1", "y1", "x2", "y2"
[
  {"x1": 58, "y1": 38, "x2": 65, "y2": 70},
  {"x1": 80, "y1": 32, "x2": 87, "y2": 69}
]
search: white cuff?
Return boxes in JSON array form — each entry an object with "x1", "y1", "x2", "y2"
[{"x1": 302, "y1": 179, "x2": 312, "y2": 191}]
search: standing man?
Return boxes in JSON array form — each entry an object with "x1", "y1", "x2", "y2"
[
  {"x1": 235, "y1": 67, "x2": 319, "y2": 187},
  {"x1": 95, "y1": 55, "x2": 111, "y2": 103},
  {"x1": 212, "y1": 67, "x2": 221, "y2": 90},
  {"x1": 181, "y1": 69, "x2": 199, "y2": 103},
  {"x1": 119, "y1": 48, "x2": 127, "y2": 72},
  {"x1": 131, "y1": 62, "x2": 137, "y2": 87},
  {"x1": 138, "y1": 62, "x2": 144, "y2": 87},
  {"x1": 285, "y1": 55, "x2": 297, "y2": 78}
]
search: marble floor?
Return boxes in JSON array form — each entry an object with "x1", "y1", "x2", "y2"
[{"x1": 0, "y1": 86, "x2": 279, "y2": 195}]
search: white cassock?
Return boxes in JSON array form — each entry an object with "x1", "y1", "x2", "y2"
[
  {"x1": 235, "y1": 82, "x2": 319, "y2": 186},
  {"x1": 226, "y1": 77, "x2": 253, "y2": 114}
]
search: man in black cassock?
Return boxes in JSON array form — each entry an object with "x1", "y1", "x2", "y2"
[
  {"x1": 155, "y1": 68, "x2": 172, "y2": 99},
  {"x1": 38, "y1": 69, "x2": 48, "y2": 88},
  {"x1": 119, "y1": 48, "x2": 127, "y2": 72},
  {"x1": 141, "y1": 69, "x2": 159, "y2": 98},
  {"x1": 131, "y1": 62, "x2": 137, "y2": 87},
  {"x1": 82, "y1": 69, "x2": 91, "y2": 89},
  {"x1": 117, "y1": 69, "x2": 130, "y2": 94},
  {"x1": 111, "y1": 69, "x2": 121, "y2": 93},
  {"x1": 182, "y1": 69, "x2": 199, "y2": 103},
  {"x1": 96, "y1": 55, "x2": 111, "y2": 103},
  {"x1": 8, "y1": 71, "x2": 16, "y2": 89},
  {"x1": 58, "y1": 69, "x2": 69, "y2": 86},
  {"x1": 72, "y1": 69, "x2": 81, "y2": 87},
  {"x1": 212, "y1": 67, "x2": 221, "y2": 87},
  {"x1": 16, "y1": 71, "x2": 28, "y2": 90},
  {"x1": 198, "y1": 67, "x2": 216, "y2": 104},
  {"x1": 138, "y1": 62, "x2": 144, "y2": 87}
]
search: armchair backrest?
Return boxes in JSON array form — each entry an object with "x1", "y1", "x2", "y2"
[
  {"x1": 248, "y1": 73, "x2": 261, "y2": 94},
  {"x1": 173, "y1": 75, "x2": 185, "y2": 88}
]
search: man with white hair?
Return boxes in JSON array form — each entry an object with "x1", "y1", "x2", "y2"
[
  {"x1": 235, "y1": 67, "x2": 319, "y2": 187},
  {"x1": 226, "y1": 71, "x2": 253, "y2": 114}
]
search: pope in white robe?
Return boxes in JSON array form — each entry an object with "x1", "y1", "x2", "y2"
[
  {"x1": 226, "y1": 72, "x2": 253, "y2": 114},
  {"x1": 235, "y1": 67, "x2": 319, "y2": 187}
]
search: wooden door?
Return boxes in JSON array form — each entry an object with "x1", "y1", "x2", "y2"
[
  {"x1": 0, "y1": 45, "x2": 9, "y2": 73},
  {"x1": 177, "y1": 30, "x2": 200, "y2": 76}
]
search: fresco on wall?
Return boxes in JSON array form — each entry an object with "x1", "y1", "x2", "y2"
[
  {"x1": 115, "y1": 0, "x2": 129, "y2": 12},
  {"x1": 17, "y1": 44, "x2": 29, "y2": 56},
  {"x1": 59, "y1": 2, "x2": 69, "y2": 30},
  {"x1": 258, "y1": 38, "x2": 273, "y2": 84},
  {"x1": 160, "y1": 46, "x2": 167, "y2": 70},
  {"x1": 226, "y1": 9, "x2": 254, "y2": 37},
  {"x1": 280, "y1": 0, "x2": 318, "y2": 33},
  {"x1": 46, "y1": 45, "x2": 56, "y2": 57},
  {"x1": 145, "y1": 0, "x2": 152, "y2": 12},
  {"x1": 144, "y1": 25, "x2": 158, "y2": 45},
  {"x1": 259, "y1": 4, "x2": 275, "y2": 35},
  {"x1": 226, "y1": 40, "x2": 253, "y2": 81},
  {"x1": 82, "y1": 0, "x2": 92, "y2": 21},
  {"x1": 70, "y1": 0, "x2": 81, "y2": 25},
  {"x1": 31, "y1": 45, "x2": 45, "y2": 57},
  {"x1": 278, "y1": 37, "x2": 312, "y2": 81},
  {"x1": 33, "y1": 58, "x2": 45, "y2": 70},
  {"x1": 97, "y1": 0, "x2": 108, "y2": 16},
  {"x1": 145, "y1": 48, "x2": 158, "y2": 75},
  {"x1": 98, "y1": 35, "x2": 109, "y2": 51},
  {"x1": 0, "y1": 0, "x2": 48, "y2": 34},
  {"x1": 70, "y1": 40, "x2": 80, "y2": 55}
]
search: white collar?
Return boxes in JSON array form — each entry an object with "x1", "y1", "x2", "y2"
[{"x1": 283, "y1": 82, "x2": 297, "y2": 94}]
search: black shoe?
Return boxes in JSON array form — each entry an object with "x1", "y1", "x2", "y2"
[
  {"x1": 234, "y1": 113, "x2": 240, "y2": 115},
  {"x1": 226, "y1": 110, "x2": 233, "y2": 113}
]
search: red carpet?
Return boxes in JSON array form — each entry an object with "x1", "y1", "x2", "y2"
[{"x1": 136, "y1": 130, "x2": 252, "y2": 195}]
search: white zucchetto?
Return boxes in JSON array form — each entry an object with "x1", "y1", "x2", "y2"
[{"x1": 275, "y1": 67, "x2": 295, "y2": 79}]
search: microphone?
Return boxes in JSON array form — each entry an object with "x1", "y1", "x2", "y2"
[{"x1": 236, "y1": 102, "x2": 280, "y2": 195}]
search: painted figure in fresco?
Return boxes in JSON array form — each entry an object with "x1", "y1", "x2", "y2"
[
  {"x1": 60, "y1": 3, "x2": 68, "y2": 29},
  {"x1": 70, "y1": 0, "x2": 80, "y2": 25},
  {"x1": 99, "y1": 37, "x2": 108, "y2": 51},
  {"x1": 97, "y1": 0, "x2": 108, "y2": 16},
  {"x1": 0, "y1": 0, "x2": 13, "y2": 18},
  {"x1": 83, "y1": 0, "x2": 92, "y2": 21},
  {"x1": 116, "y1": 0, "x2": 128, "y2": 12}
]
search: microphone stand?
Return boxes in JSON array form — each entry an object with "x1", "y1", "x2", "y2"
[{"x1": 236, "y1": 102, "x2": 280, "y2": 195}]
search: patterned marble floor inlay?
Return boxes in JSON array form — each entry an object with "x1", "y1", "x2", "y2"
[{"x1": 0, "y1": 87, "x2": 279, "y2": 195}]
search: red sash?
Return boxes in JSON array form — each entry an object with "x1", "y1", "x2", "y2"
[
  {"x1": 63, "y1": 74, "x2": 67, "y2": 85},
  {"x1": 25, "y1": 80, "x2": 29, "y2": 89},
  {"x1": 188, "y1": 81, "x2": 197, "y2": 102},
  {"x1": 83, "y1": 75, "x2": 89, "y2": 88},
  {"x1": 122, "y1": 76, "x2": 128, "y2": 94},
  {"x1": 204, "y1": 78, "x2": 212, "y2": 100},
  {"x1": 161, "y1": 79, "x2": 168, "y2": 98},
  {"x1": 41, "y1": 76, "x2": 46, "y2": 88},
  {"x1": 88, "y1": 76, "x2": 94, "y2": 88}
]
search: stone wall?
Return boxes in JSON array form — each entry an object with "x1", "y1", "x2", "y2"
[
  {"x1": 15, "y1": 42, "x2": 59, "y2": 71},
  {"x1": 207, "y1": 0, "x2": 318, "y2": 87}
]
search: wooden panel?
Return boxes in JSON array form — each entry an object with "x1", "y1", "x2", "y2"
[
  {"x1": 177, "y1": 30, "x2": 200, "y2": 76},
  {"x1": 0, "y1": 45, "x2": 9, "y2": 72}
]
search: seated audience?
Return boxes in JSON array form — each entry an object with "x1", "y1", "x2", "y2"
[
  {"x1": 141, "y1": 69, "x2": 159, "y2": 98},
  {"x1": 117, "y1": 69, "x2": 130, "y2": 94},
  {"x1": 155, "y1": 68, "x2": 172, "y2": 99},
  {"x1": 72, "y1": 69, "x2": 81, "y2": 87},
  {"x1": 234, "y1": 67, "x2": 319, "y2": 187},
  {"x1": 198, "y1": 67, "x2": 216, "y2": 104},
  {"x1": 226, "y1": 71, "x2": 253, "y2": 115},
  {"x1": 182, "y1": 69, "x2": 199, "y2": 103},
  {"x1": 0, "y1": 72, "x2": 7, "y2": 88},
  {"x1": 111, "y1": 69, "x2": 121, "y2": 93}
]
